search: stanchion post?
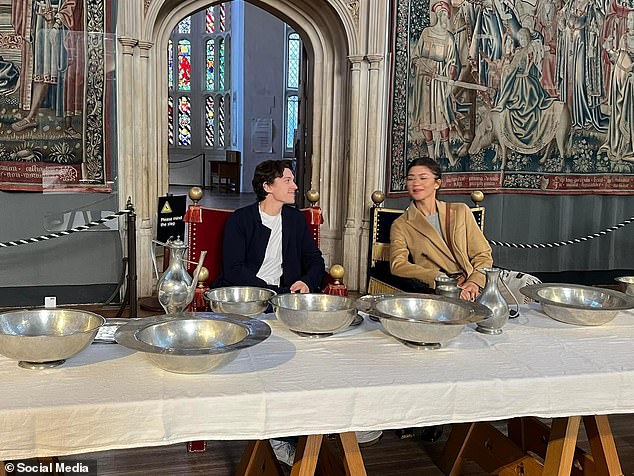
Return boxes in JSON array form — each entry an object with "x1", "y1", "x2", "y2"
[{"x1": 126, "y1": 199, "x2": 138, "y2": 318}]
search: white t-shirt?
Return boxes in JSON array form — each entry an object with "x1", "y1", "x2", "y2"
[{"x1": 256, "y1": 207, "x2": 283, "y2": 286}]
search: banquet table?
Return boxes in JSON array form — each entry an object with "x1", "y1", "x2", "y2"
[{"x1": 1, "y1": 305, "x2": 634, "y2": 474}]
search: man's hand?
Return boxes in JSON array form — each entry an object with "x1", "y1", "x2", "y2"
[
  {"x1": 290, "y1": 280, "x2": 310, "y2": 293},
  {"x1": 459, "y1": 281, "x2": 480, "y2": 301}
]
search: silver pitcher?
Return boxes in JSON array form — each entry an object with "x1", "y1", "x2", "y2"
[
  {"x1": 151, "y1": 238, "x2": 208, "y2": 314},
  {"x1": 475, "y1": 267, "x2": 509, "y2": 335}
]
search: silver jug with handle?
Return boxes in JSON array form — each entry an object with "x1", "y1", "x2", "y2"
[
  {"x1": 475, "y1": 267, "x2": 509, "y2": 335},
  {"x1": 151, "y1": 237, "x2": 208, "y2": 314}
]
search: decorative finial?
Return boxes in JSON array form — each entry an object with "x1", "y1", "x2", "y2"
[
  {"x1": 371, "y1": 190, "x2": 385, "y2": 206},
  {"x1": 189, "y1": 186, "x2": 203, "y2": 203},
  {"x1": 329, "y1": 264, "x2": 345, "y2": 282},
  {"x1": 470, "y1": 190, "x2": 484, "y2": 206},
  {"x1": 306, "y1": 189, "x2": 320, "y2": 204},
  {"x1": 197, "y1": 266, "x2": 209, "y2": 287}
]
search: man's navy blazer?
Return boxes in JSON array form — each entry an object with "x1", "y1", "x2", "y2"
[{"x1": 214, "y1": 202, "x2": 325, "y2": 293}]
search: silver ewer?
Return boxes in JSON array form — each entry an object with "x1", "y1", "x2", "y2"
[{"x1": 476, "y1": 267, "x2": 509, "y2": 335}]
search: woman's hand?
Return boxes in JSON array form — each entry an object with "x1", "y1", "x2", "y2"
[
  {"x1": 290, "y1": 280, "x2": 310, "y2": 293},
  {"x1": 459, "y1": 281, "x2": 480, "y2": 301}
]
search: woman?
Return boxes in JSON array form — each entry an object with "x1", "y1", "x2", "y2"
[{"x1": 390, "y1": 158, "x2": 493, "y2": 301}]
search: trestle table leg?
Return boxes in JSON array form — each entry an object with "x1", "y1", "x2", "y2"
[
  {"x1": 583, "y1": 415, "x2": 624, "y2": 476},
  {"x1": 291, "y1": 435, "x2": 323, "y2": 476},
  {"x1": 543, "y1": 416, "x2": 582, "y2": 476},
  {"x1": 236, "y1": 440, "x2": 285, "y2": 476},
  {"x1": 337, "y1": 432, "x2": 367, "y2": 476}
]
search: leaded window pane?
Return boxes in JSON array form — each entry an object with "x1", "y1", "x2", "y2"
[
  {"x1": 178, "y1": 96, "x2": 191, "y2": 146},
  {"x1": 287, "y1": 33, "x2": 300, "y2": 89},
  {"x1": 178, "y1": 40, "x2": 191, "y2": 91},
  {"x1": 286, "y1": 95, "x2": 299, "y2": 149}
]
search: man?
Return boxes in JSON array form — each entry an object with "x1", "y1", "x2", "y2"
[
  {"x1": 215, "y1": 159, "x2": 325, "y2": 294},
  {"x1": 215, "y1": 159, "x2": 325, "y2": 466}
]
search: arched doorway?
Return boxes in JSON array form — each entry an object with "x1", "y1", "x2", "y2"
[{"x1": 121, "y1": 0, "x2": 382, "y2": 295}]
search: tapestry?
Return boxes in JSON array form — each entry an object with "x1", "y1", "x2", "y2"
[
  {"x1": 388, "y1": 0, "x2": 634, "y2": 194},
  {"x1": 0, "y1": 0, "x2": 115, "y2": 192}
]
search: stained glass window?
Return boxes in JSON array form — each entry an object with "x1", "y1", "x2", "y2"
[
  {"x1": 219, "y1": 96, "x2": 225, "y2": 147},
  {"x1": 206, "y1": 39, "x2": 215, "y2": 90},
  {"x1": 205, "y1": 97, "x2": 215, "y2": 147},
  {"x1": 178, "y1": 40, "x2": 191, "y2": 91},
  {"x1": 168, "y1": 8, "x2": 231, "y2": 152},
  {"x1": 287, "y1": 33, "x2": 300, "y2": 89},
  {"x1": 220, "y1": 4, "x2": 226, "y2": 31},
  {"x1": 286, "y1": 95, "x2": 299, "y2": 149},
  {"x1": 219, "y1": 38, "x2": 225, "y2": 90},
  {"x1": 178, "y1": 16, "x2": 191, "y2": 34},
  {"x1": 206, "y1": 6, "x2": 215, "y2": 33},
  {"x1": 168, "y1": 96, "x2": 174, "y2": 145},
  {"x1": 168, "y1": 40, "x2": 174, "y2": 90},
  {"x1": 178, "y1": 96, "x2": 191, "y2": 146}
]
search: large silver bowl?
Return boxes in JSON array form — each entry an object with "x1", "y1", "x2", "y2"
[
  {"x1": 269, "y1": 293, "x2": 357, "y2": 337},
  {"x1": 521, "y1": 283, "x2": 634, "y2": 326},
  {"x1": 615, "y1": 276, "x2": 634, "y2": 296},
  {"x1": 0, "y1": 309, "x2": 105, "y2": 369},
  {"x1": 369, "y1": 294, "x2": 492, "y2": 349},
  {"x1": 115, "y1": 312, "x2": 271, "y2": 374},
  {"x1": 204, "y1": 286, "x2": 276, "y2": 316}
]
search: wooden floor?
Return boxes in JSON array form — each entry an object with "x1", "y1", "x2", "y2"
[{"x1": 42, "y1": 415, "x2": 634, "y2": 475}]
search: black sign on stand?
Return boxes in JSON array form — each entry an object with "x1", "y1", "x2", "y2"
[{"x1": 157, "y1": 195, "x2": 186, "y2": 242}]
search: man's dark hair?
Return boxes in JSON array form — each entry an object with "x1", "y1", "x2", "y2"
[
  {"x1": 252, "y1": 159, "x2": 294, "y2": 201},
  {"x1": 406, "y1": 157, "x2": 442, "y2": 180}
]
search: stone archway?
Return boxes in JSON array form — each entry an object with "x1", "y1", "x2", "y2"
[{"x1": 117, "y1": 0, "x2": 387, "y2": 295}]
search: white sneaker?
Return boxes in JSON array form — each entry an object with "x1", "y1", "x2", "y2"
[
  {"x1": 355, "y1": 430, "x2": 383, "y2": 447},
  {"x1": 270, "y1": 439, "x2": 296, "y2": 466}
]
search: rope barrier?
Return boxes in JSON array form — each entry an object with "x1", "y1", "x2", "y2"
[
  {"x1": 168, "y1": 153, "x2": 205, "y2": 164},
  {"x1": 0, "y1": 209, "x2": 131, "y2": 248},
  {"x1": 489, "y1": 215, "x2": 634, "y2": 249}
]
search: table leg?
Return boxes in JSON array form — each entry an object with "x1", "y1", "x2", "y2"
[
  {"x1": 583, "y1": 415, "x2": 624, "y2": 476},
  {"x1": 0, "y1": 461, "x2": 6, "y2": 476},
  {"x1": 291, "y1": 435, "x2": 323, "y2": 476},
  {"x1": 436, "y1": 423, "x2": 476, "y2": 476},
  {"x1": 236, "y1": 440, "x2": 285, "y2": 476},
  {"x1": 542, "y1": 416, "x2": 581, "y2": 476},
  {"x1": 337, "y1": 432, "x2": 367, "y2": 476}
]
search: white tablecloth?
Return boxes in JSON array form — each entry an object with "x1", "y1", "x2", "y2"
[{"x1": 1, "y1": 305, "x2": 634, "y2": 460}]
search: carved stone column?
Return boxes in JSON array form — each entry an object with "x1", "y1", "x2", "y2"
[
  {"x1": 117, "y1": 37, "x2": 145, "y2": 297},
  {"x1": 357, "y1": 54, "x2": 384, "y2": 291},
  {"x1": 342, "y1": 55, "x2": 365, "y2": 290},
  {"x1": 136, "y1": 40, "x2": 155, "y2": 297}
]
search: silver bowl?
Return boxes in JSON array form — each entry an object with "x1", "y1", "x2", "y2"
[
  {"x1": 269, "y1": 293, "x2": 357, "y2": 337},
  {"x1": 0, "y1": 309, "x2": 105, "y2": 369},
  {"x1": 356, "y1": 294, "x2": 398, "y2": 322},
  {"x1": 521, "y1": 283, "x2": 634, "y2": 326},
  {"x1": 368, "y1": 294, "x2": 491, "y2": 349},
  {"x1": 615, "y1": 276, "x2": 634, "y2": 296},
  {"x1": 204, "y1": 286, "x2": 277, "y2": 316},
  {"x1": 115, "y1": 312, "x2": 271, "y2": 374}
]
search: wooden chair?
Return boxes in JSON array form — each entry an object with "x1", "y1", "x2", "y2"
[
  {"x1": 366, "y1": 191, "x2": 485, "y2": 294},
  {"x1": 186, "y1": 190, "x2": 324, "y2": 282},
  {"x1": 209, "y1": 150, "x2": 241, "y2": 193}
]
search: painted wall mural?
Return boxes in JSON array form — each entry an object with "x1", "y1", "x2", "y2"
[
  {"x1": 388, "y1": 0, "x2": 634, "y2": 194},
  {"x1": 0, "y1": 0, "x2": 115, "y2": 192}
]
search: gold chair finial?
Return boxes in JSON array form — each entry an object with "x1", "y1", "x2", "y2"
[
  {"x1": 189, "y1": 186, "x2": 203, "y2": 203},
  {"x1": 371, "y1": 190, "x2": 385, "y2": 206}
]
